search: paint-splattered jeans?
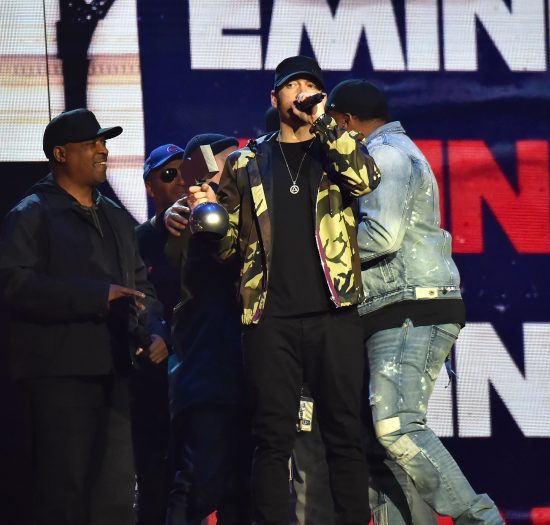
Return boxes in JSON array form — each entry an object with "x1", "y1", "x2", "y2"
[{"x1": 367, "y1": 319, "x2": 504, "y2": 525}]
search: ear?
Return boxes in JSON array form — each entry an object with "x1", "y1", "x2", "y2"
[
  {"x1": 270, "y1": 90, "x2": 278, "y2": 109},
  {"x1": 52, "y1": 146, "x2": 65, "y2": 163},
  {"x1": 144, "y1": 181, "x2": 155, "y2": 199},
  {"x1": 343, "y1": 113, "x2": 352, "y2": 129}
]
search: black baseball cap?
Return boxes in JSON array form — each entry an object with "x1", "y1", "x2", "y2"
[
  {"x1": 326, "y1": 79, "x2": 389, "y2": 121},
  {"x1": 43, "y1": 108, "x2": 123, "y2": 160},
  {"x1": 273, "y1": 55, "x2": 324, "y2": 91},
  {"x1": 184, "y1": 134, "x2": 239, "y2": 159}
]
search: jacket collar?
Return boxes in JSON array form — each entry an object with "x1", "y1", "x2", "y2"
[
  {"x1": 365, "y1": 121, "x2": 405, "y2": 144},
  {"x1": 242, "y1": 134, "x2": 273, "y2": 266},
  {"x1": 33, "y1": 173, "x2": 114, "y2": 211},
  {"x1": 250, "y1": 131, "x2": 323, "y2": 206}
]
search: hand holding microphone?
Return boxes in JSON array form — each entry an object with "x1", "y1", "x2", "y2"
[{"x1": 293, "y1": 91, "x2": 326, "y2": 123}]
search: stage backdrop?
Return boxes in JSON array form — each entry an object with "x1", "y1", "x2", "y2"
[{"x1": 1, "y1": 1, "x2": 549, "y2": 522}]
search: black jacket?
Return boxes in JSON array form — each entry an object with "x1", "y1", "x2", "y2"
[
  {"x1": 165, "y1": 226, "x2": 244, "y2": 415},
  {"x1": 0, "y1": 174, "x2": 166, "y2": 380},
  {"x1": 135, "y1": 217, "x2": 180, "y2": 327}
]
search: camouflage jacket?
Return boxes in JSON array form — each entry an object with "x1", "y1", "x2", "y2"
[{"x1": 216, "y1": 114, "x2": 381, "y2": 325}]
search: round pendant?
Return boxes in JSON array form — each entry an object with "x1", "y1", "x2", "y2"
[{"x1": 290, "y1": 184, "x2": 300, "y2": 195}]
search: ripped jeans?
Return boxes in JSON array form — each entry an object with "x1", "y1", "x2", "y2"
[{"x1": 367, "y1": 319, "x2": 504, "y2": 525}]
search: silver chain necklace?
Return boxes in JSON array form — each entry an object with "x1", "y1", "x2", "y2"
[{"x1": 278, "y1": 136, "x2": 313, "y2": 195}]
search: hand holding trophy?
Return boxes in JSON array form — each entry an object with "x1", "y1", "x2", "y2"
[{"x1": 185, "y1": 144, "x2": 229, "y2": 239}]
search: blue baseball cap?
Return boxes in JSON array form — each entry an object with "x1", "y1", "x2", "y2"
[{"x1": 143, "y1": 143, "x2": 184, "y2": 180}]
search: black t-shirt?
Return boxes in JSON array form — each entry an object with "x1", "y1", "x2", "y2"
[{"x1": 263, "y1": 138, "x2": 331, "y2": 317}]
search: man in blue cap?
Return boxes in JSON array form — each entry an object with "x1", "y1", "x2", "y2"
[
  {"x1": 132, "y1": 143, "x2": 187, "y2": 525},
  {"x1": 138, "y1": 143, "x2": 188, "y2": 325},
  {"x1": 143, "y1": 144, "x2": 188, "y2": 222}
]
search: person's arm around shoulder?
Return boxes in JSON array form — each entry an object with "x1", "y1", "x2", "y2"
[{"x1": 310, "y1": 113, "x2": 381, "y2": 197}]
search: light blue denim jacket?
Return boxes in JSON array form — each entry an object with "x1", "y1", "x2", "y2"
[{"x1": 357, "y1": 122, "x2": 461, "y2": 316}]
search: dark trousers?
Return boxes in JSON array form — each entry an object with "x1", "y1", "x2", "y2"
[
  {"x1": 165, "y1": 404, "x2": 250, "y2": 525},
  {"x1": 292, "y1": 405, "x2": 438, "y2": 525},
  {"x1": 28, "y1": 375, "x2": 135, "y2": 525},
  {"x1": 131, "y1": 361, "x2": 170, "y2": 525},
  {"x1": 242, "y1": 308, "x2": 370, "y2": 525}
]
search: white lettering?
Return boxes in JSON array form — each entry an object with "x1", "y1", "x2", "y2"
[
  {"x1": 405, "y1": 0, "x2": 439, "y2": 71},
  {"x1": 456, "y1": 323, "x2": 550, "y2": 437},
  {"x1": 443, "y1": 0, "x2": 546, "y2": 71},
  {"x1": 265, "y1": 0, "x2": 405, "y2": 71},
  {"x1": 189, "y1": 0, "x2": 262, "y2": 70}
]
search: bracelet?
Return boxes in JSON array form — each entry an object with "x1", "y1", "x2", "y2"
[{"x1": 310, "y1": 113, "x2": 332, "y2": 132}]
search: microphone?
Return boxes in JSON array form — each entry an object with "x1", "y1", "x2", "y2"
[{"x1": 295, "y1": 92, "x2": 326, "y2": 112}]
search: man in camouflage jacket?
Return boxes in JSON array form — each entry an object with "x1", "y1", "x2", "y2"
[
  {"x1": 185, "y1": 56, "x2": 380, "y2": 525},
  {"x1": 216, "y1": 115, "x2": 379, "y2": 326}
]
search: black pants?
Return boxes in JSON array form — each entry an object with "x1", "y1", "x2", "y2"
[
  {"x1": 242, "y1": 308, "x2": 370, "y2": 525},
  {"x1": 165, "y1": 404, "x2": 250, "y2": 525},
  {"x1": 131, "y1": 361, "x2": 170, "y2": 525},
  {"x1": 292, "y1": 401, "x2": 438, "y2": 525},
  {"x1": 28, "y1": 375, "x2": 135, "y2": 525}
]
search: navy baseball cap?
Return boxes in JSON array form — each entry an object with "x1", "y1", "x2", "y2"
[
  {"x1": 327, "y1": 79, "x2": 389, "y2": 121},
  {"x1": 273, "y1": 55, "x2": 324, "y2": 91},
  {"x1": 143, "y1": 144, "x2": 185, "y2": 180},
  {"x1": 183, "y1": 134, "x2": 239, "y2": 159},
  {"x1": 43, "y1": 108, "x2": 122, "y2": 160}
]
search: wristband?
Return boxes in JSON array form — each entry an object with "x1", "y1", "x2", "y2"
[{"x1": 310, "y1": 113, "x2": 333, "y2": 133}]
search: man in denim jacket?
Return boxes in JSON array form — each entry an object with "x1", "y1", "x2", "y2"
[{"x1": 327, "y1": 80, "x2": 503, "y2": 525}]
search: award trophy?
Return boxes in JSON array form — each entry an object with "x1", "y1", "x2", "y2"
[{"x1": 185, "y1": 144, "x2": 229, "y2": 239}]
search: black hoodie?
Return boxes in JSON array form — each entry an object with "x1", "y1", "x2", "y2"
[{"x1": 0, "y1": 174, "x2": 166, "y2": 380}]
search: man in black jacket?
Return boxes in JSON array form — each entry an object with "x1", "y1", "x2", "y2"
[
  {"x1": 0, "y1": 108, "x2": 168, "y2": 525},
  {"x1": 162, "y1": 134, "x2": 250, "y2": 525}
]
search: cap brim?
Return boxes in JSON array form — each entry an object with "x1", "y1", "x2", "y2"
[
  {"x1": 150, "y1": 152, "x2": 184, "y2": 171},
  {"x1": 211, "y1": 137, "x2": 239, "y2": 156},
  {"x1": 96, "y1": 125, "x2": 123, "y2": 140},
  {"x1": 143, "y1": 150, "x2": 184, "y2": 180},
  {"x1": 274, "y1": 72, "x2": 324, "y2": 90}
]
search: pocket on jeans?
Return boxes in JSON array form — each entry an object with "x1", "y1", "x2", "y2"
[
  {"x1": 424, "y1": 324, "x2": 460, "y2": 381},
  {"x1": 379, "y1": 258, "x2": 396, "y2": 283}
]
